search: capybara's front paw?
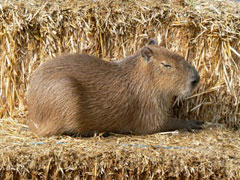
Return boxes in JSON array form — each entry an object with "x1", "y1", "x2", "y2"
[{"x1": 186, "y1": 120, "x2": 204, "y2": 130}]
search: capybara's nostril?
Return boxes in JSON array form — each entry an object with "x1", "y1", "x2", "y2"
[{"x1": 191, "y1": 74, "x2": 200, "y2": 87}]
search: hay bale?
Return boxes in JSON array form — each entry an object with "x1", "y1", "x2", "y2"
[
  {"x1": 0, "y1": 118, "x2": 240, "y2": 179},
  {"x1": 0, "y1": 0, "x2": 239, "y2": 129}
]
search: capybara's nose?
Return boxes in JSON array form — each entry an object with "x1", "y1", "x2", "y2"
[{"x1": 191, "y1": 73, "x2": 200, "y2": 87}]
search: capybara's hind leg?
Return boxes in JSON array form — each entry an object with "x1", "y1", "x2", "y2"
[{"x1": 28, "y1": 77, "x2": 83, "y2": 136}]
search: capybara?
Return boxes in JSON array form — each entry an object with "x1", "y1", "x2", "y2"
[{"x1": 27, "y1": 40, "x2": 202, "y2": 136}]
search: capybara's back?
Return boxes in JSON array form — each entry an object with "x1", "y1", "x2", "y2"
[{"x1": 27, "y1": 40, "x2": 202, "y2": 136}]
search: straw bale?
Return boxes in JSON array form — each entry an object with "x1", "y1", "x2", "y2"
[
  {"x1": 0, "y1": 0, "x2": 239, "y2": 128},
  {"x1": 0, "y1": 118, "x2": 240, "y2": 179}
]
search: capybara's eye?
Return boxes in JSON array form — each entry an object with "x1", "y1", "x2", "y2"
[{"x1": 161, "y1": 62, "x2": 172, "y2": 68}]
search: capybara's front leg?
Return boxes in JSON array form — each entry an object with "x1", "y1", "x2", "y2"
[{"x1": 163, "y1": 118, "x2": 203, "y2": 132}]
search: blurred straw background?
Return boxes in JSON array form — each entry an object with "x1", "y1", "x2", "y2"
[{"x1": 1, "y1": 0, "x2": 239, "y2": 129}]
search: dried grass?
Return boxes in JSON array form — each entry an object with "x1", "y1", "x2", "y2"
[
  {"x1": 0, "y1": 0, "x2": 239, "y2": 129},
  {"x1": 0, "y1": 0, "x2": 240, "y2": 128},
  {"x1": 0, "y1": 118, "x2": 239, "y2": 179}
]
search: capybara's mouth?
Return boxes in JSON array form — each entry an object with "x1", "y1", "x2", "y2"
[{"x1": 178, "y1": 85, "x2": 196, "y2": 100}]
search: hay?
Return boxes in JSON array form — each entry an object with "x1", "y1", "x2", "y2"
[
  {"x1": 0, "y1": 0, "x2": 239, "y2": 128},
  {"x1": 0, "y1": 118, "x2": 240, "y2": 179}
]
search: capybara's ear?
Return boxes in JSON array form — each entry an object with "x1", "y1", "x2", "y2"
[
  {"x1": 148, "y1": 39, "x2": 158, "y2": 45},
  {"x1": 141, "y1": 47, "x2": 153, "y2": 62}
]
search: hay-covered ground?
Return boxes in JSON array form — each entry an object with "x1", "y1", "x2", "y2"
[{"x1": 0, "y1": 118, "x2": 240, "y2": 179}]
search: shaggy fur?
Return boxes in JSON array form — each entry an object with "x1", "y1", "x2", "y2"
[{"x1": 27, "y1": 40, "x2": 201, "y2": 136}]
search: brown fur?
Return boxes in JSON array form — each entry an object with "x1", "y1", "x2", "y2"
[{"x1": 27, "y1": 40, "x2": 201, "y2": 136}]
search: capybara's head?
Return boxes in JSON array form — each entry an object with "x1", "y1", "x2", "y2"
[{"x1": 140, "y1": 40, "x2": 200, "y2": 98}]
